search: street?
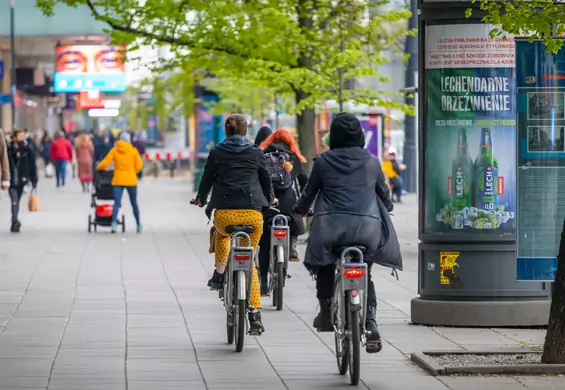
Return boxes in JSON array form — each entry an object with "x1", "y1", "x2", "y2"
[{"x1": 0, "y1": 176, "x2": 562, "y2": 390}]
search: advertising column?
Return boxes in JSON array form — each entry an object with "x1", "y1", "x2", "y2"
[{"x1": 413, "y1": 21, "x2": 550, "y2": 327}]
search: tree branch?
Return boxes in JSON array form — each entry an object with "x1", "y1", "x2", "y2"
[{"x1": 85, "y1": 0, "x2": 240, "y2": 56}]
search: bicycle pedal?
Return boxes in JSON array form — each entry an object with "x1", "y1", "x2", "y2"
[
  {"x1": 366, "y1": 341, "x2": 382, "y2": 354},
  {"x1": 289, "y1": 258, "x2": 299, "y2": 262},
  {"x1": 286, "y1": 273, "x2": 292, "y2": 279},
  {"x1": 248, "y1": 329, "x2": 263, "y2": 336}
]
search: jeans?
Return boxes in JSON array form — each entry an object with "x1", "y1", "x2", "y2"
[
  {"x1": 316, "y1": 262, "x2": 377, "y2": 308},
  {"x1": 9, "y1": 185, "x2": 24, "y2": 224},
  {"x1": 54, "y1": 160, "x2": 68, "y2": 187},
  {"x1": 391, "y1": 176, "x2": 403, "y2": 200},
  {"x1": 112, "y1": 186, "x2": 140, "y2": 225}
]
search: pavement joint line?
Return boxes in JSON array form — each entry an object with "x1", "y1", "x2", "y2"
[
  {"x1": 155, "y1": 230, "x2": 209, "y2": 390},
  {"x1": 46, "y1": 235, "x2": 90, "y2": 390},
  {"x1": 0, "y1": 237, "x2": 57, "y2": 340},
  {"x1": 283, "y1": 302, "x2": 373, "y2": 389},
  {"x1": 121, "y1": 233, "x2": 129, "y2": 390}
]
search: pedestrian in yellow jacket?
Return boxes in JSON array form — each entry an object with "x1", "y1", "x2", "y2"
[{"x1": 97, "y1": 132, "x2": 143, "y2": 233}]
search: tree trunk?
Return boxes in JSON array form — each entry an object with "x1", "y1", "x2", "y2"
[
  {"x1": 295, "y1": 90, "x2": 316, "y2": 172},
  {"x1": 541, "y1": 219, "x2": 565, "y2": 364}
]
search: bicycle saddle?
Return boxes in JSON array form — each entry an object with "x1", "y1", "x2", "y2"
[
  {"x1": 225, "y1": 225, "x2": 255, "y2": 234},
  {"x1": 333, "y1": 245, "x2": 367, "y2": 255}
]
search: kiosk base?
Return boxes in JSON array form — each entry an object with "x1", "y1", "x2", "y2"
[{"x1": 411, "y1": 298, "x2": 550, "y2": 327}]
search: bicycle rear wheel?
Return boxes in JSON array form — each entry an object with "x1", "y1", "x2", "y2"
[
  {"x1": 275, "y1": 245, "x2": 285, "y2": 311},
  {"x1": 334, "y1": 276, "x2": 348, "y2": 375},
  {"x1": 225, "y1": 271, "x2": 234, "y2": 345},
  {"x1": 235, "y1": 299, "x2": 245, "y2": 352},
  {"x1": 348, "y1": 298, "x2": 361, "y2": 385}
]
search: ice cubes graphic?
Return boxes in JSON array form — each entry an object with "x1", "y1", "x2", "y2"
[{"x1": 443, "y1": 205, "x2": 515, "y2": 230}]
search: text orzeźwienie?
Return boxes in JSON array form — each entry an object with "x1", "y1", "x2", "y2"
[{"x1": 440, "y1": 76, "x2": 510, "y2": 112}]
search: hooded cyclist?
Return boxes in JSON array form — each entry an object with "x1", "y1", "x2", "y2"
[{"x1": 294, "y1": 113, "x2": 394, "y2": 349}]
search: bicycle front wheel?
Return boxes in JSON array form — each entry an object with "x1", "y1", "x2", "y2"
[{"x1": 348, "y1": 299, "x2": 361, "y2": 385}]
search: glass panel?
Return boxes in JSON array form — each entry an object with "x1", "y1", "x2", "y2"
[{"x1": 516, "y1": 40, "x2": 563, "y2": 281}]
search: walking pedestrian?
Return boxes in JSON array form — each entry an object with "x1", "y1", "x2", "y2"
[
  {"x1": 7, "y1": 129, "x2": 38, "y2": 233},
  {"x1": 40, "y1": 133, "x2": 53, "y2": 177},
  {"x1": 75, "y1": 133, "x2": 94, "y2": 192},
  {"x1": 50, "y1": 131, "x2": 73, "y2": 187},
  {"x1": 96, "y1": 132, "x2": 144, "y2": 233},
  {"x1": 0, "y1": 128, "x2": 10, "y2": 191}
]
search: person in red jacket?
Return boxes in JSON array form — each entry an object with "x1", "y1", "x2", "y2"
[{"x1": 50, "y1": 131, "x2": 73, "y2": 187}]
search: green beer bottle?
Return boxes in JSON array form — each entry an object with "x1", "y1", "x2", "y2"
[
  {"x1": 452, "y1": 128, "x2": 473, "y2": 210},
  {"x1": 474, "y1": 128, "x2": 499, "y2": 211}
]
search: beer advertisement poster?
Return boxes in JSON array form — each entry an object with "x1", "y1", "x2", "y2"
[
  {"x1": 424, "y1": 24, "x2": 516, "y2": 236},
  {"x1": 515, "y1": 40, "x2": 565, "y2": 281}
]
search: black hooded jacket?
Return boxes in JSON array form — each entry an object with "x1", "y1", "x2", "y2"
[
  {"x1": 295, "y1": 113, "x2": 393, "y2": 269},
  {"x1": 8, "y1": 142, "x2": 38, "y2": 188},
  {"x1": 196, "y1": 135, "x2": 273, "y2": 211}
]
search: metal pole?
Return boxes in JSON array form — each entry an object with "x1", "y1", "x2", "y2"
[
  {"x1": 10, "y1": 0, "x2": 16, "y2": 128},
  {"x1": 402, "y1": 0, "x2": 418, "y2": 193}
]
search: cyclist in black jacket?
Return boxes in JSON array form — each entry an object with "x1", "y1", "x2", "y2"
[{"x1": 193, "y1": 114, "x2": 275, "y2": 334}]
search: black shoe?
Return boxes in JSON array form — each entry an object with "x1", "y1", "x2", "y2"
[
  {"x1": 10, "y1": 223, "x2": 16, "y2": 233},
  {"x1": 248, "y1": 311, "x2": 265, "y2": 335},
  {"x1": 260, "y1": 275, "x2": 269, "y2": 296},
  {"x1": 313, "y1": 298, "x2": 333, "y2": 332},
  {"x1": 289, "y1": 236, "x2": 299, "y2": 262},
  {"x1": 207, "y1": 270, "x2": 225, "y2": 290},
  {"x1": 365, "y1": 305, "x2": 382, "y2": 353}
]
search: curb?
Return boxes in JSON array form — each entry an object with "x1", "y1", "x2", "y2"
[{"x1": 410, "y1": 350, "x2": 565, "y2": 376}]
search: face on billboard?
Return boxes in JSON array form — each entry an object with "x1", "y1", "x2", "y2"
[{"x1": 53, "y1": 45, "x2": 126, "y2": 93}]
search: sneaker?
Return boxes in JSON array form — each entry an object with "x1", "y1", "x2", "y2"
[
  {"x1": 248, "y1": 311, "x2": 265, "y2": 334},
  {"x1": 111, "y1": 222, "x2": 118, "y2": 234},
  {"x1": 137, "y1": 223, "x2": 143, "y2": 233},
  {"x1": 207, "y1": 270, "x2": 225, "y2": 290}
]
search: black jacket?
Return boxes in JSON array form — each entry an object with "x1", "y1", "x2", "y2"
[
  {"x1": 197, "y1": 135, "x2": 273, "y2": 212},
  {"x1": 295, "y1": 147, "x2": 393, "y2": 269},
  {"x1": 263, "y1": 142, "x2": 309, "y2": 235},
  {"x1": 7, "y1": 143, "x2": 38, "y2": 188}
]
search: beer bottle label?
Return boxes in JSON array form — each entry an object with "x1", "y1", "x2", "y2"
[{"x1": 477, "y1": 165, "x2": 499, "y2": 211}]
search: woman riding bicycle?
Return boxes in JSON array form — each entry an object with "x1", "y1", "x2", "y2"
[
  {"x1": 258, "y1": 128, "x2": 308, "y2": 295},
  {"x1": 192, "y1": 114, "x2": 275, "y2": 334},
  {"x1": 294, "y1": 113, "x2": 393, "y2": 346}
]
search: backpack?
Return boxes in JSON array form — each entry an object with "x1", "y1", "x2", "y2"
[{"x1": 265, "y1": 151, "x2": 292, "y2": 191}]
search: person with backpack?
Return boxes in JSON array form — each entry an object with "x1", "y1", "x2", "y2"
[{"x1": 258, "y1": 128, "x2": 308, "y2": 295}]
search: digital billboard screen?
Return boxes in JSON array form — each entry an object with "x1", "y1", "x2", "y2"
[{"x1": 53, "y1": 45, "x2": 126, "y2": 93}]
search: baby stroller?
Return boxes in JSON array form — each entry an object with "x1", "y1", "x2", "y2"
[{"x1": 88, "y1": 170, "x2": 125, "y2": 233}]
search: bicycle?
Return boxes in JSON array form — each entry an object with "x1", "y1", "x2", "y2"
[
  {"x1": 332, "y1": 245, "x2": 381, "y2": 385},
  {"x1": 190, "y1": 198, "x2": 260, "y2": 352},
  {"x1": 220, "y1": 225, "x2": 259, "y2": 352},
  {"x1": 267, "y1": 212, "x2": 290, "y2": 311}
]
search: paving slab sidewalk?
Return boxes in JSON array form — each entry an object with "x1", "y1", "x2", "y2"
[{"x1": 0, "y1": 176, "x2": 561, "y2": 390}]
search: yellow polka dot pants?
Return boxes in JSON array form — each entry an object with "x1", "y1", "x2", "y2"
[{"x1": 214, "y1": 209, "x2": 263, "y2": 310}]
